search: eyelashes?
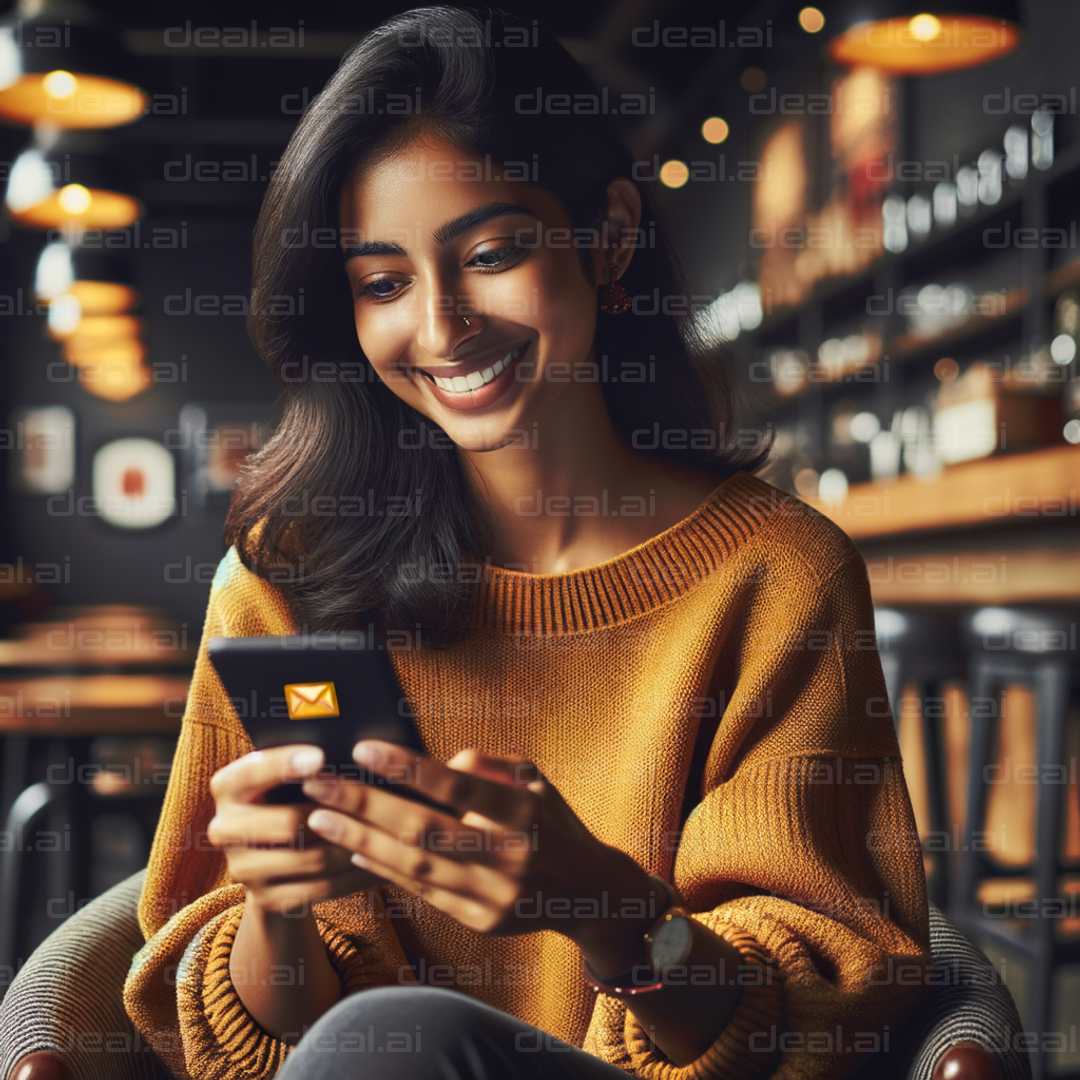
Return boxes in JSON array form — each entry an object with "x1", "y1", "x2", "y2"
[
  {"x1": 468, "y1": 245, "x2": 520, "y2": 270},
  {"x1": 354, "y1": 246, "x2": 524, "y2": 301}
]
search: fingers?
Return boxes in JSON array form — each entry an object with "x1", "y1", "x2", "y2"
[
  {"x1": 226, "y1": 841, "x2": 357, "y2": 884},
  {"x1": 210, "y1": 745, "x2": 325, "y2": 806},
  {"x1": 207, "y1": 803, "x2": 315, "y2": 849},
  {"x1": 447, "y1": 748, "x2": 541, "y2": 786},
  {"x1": 249, "y1": 867, "x2": 380, "y2": 915},
  {"x1": 351, "y1": 741, "x2": 538, "y2": 826},
  {"x1": 302, "y1": 774, "x2": 521, "y2": 871},
  {"x1": 346, "y1": 846, "x2": 508, "y2": 932}
]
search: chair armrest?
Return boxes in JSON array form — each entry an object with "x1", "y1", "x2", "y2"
[
  {"x1": 8, "y1": 1052, "x2": 70, "y2": 1080},
  {"x1": 0, "y1": 869, "x2": 171, "y2": 1080},
  {"x1": 902, "y1": 906, "x2": 1031, "y2": 1080},
  {"x1": 933, "y1": 1041, "x2": 1001, "y2": 1080}
]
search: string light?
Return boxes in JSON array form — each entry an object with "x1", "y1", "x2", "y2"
[
  {"x1": 659, "y1": 160, "x2": 689, "y2": 188},
  {"x1": 701, "y1": 117, "x2": 729, "y2": 144}
]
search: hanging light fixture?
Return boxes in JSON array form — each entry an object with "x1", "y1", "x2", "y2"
[
  {"x1": 6, "y1": 129, "x2": 142, "y2": 230},
  {"x1": 33, "y1": 238, "x2": 150, "y2": 401},
  {"x1": 35, "y1": 240, "x2": 139, "y2": 311},
  {"x1": 0, "y1": 0, "x2": 145, "y2": 128},
  {"x1": 825, "y1": 0, "x2": 1022, "y2": 73}
]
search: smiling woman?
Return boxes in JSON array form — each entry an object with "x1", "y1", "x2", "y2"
[
  {"x1": 121, "y1": 7, "x2": 931, "y2": 1080},
  {"x1": 223, "y1": 3, "x2": 763, "y2": 647}
]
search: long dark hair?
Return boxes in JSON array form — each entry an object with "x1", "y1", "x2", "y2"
[{"x1": 227, "y1": 5, "x2": 767, "y2": 646}]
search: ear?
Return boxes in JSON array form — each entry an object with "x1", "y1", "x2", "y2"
[{"x1": 591, "y1": 176, "x2": 642, "y2": 285}]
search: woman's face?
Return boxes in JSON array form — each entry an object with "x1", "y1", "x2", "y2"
[{"x1": 338, "y1": 133, "x2": 602, "y2": 453}]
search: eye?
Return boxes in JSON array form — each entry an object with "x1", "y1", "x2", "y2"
[
  {"x1": 356, "y1": 277, "x2": 405, "y2": 301},
  {"x1": 467, "y1": 246, "x2": 521, "y2": 271}
]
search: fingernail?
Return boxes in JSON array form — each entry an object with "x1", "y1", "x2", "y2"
[
  {"x1": 290, "y1": 747, "x2": 323, "y2": 774},
  {"x1": 351, "y1": 853, "x2": 369, "y2": 868},
  {"x1": 308, "y1": 810, "x2": 340, "y2": 839},
  {"x1": 353, "y1": 742, "x2": 384, "y2": 770}
]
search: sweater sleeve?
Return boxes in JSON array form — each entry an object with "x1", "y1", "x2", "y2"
[
  {"x1": 585, "y1": 533, "x2": 931, "y2": 1080},
  {"x1": 123, "y1": 548, "x2": 414, "y2": 1080}
]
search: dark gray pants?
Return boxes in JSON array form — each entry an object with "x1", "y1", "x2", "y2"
[{"x1": 276, "y1": 986, "x2": 632, "y2": 1079}]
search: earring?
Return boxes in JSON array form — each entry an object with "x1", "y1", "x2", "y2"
[
  {"x1": 462, "y1": 316, "x2": 471, "y2": 327},
  {"x1": 598, "y1": 265, "x2": 630, "y2": 315}
]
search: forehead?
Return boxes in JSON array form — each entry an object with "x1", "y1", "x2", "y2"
[{"x1": 338, "y1": 132, "x2": 550, "y2": 233}]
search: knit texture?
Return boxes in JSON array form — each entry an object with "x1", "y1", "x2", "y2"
[{"x1": 122, "y1": 471, "x2": 931, "y2": 1080}]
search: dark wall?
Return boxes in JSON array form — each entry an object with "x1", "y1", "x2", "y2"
[{"x1": 3, "y1": 220, "x2": 280, "y2": 633}]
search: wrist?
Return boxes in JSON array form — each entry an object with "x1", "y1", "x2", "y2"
[
  {"x1": 244, "y1": 889, "x2": 320, "y2": 940},
  {"x1": 570, "y1": 852, "x2": 660, "y2": 978}
]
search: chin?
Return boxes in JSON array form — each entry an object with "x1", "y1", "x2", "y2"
[{"x1": 446, "y1": 429, "x2": 529, "y2": 453}]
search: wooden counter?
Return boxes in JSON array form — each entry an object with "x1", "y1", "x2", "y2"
[
  {"x1": 805, "y1": 445, "x2": 1080, "y2": 604},
  {"x1": 806, "y1": 444, "x2": 1080, "y2": 539}
]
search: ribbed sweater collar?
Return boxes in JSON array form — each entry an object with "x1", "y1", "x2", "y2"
[{"x1": 467, "y1": 471, "x2": 781, "y2": 635}]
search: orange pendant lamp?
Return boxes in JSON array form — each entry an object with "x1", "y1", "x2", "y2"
[
  {"x1": 34, "y1": 241, "x2": 150, "y2": 402},
  {"x1": 6, "y1": 130, "x2": 143, "y2": 231},
  {"x1": 825, "y1": 0, "x2": 1022, "y2": 73},
  {"x1": 0, "y1": 0, "x2": 146, "y2": 128}
]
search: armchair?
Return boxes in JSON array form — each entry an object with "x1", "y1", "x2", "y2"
[{"x1": 0, "y1": 870, "x2": 1032, "y2": 1080}]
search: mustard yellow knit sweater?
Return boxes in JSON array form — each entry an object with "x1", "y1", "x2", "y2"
[{"x1": 123, "y1": 471, "x2": 930, "y2": 1080}]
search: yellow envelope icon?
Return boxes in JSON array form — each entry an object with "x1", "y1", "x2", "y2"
[{"x1": 283, "y1": 681, "x2": 340, "y2": 720}]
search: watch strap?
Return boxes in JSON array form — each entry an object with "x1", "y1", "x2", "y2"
[{"x1": 581, "y1": 874, "x2": 685, "y2": 996}]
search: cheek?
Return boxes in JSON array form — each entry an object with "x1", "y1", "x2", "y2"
[
  {"x1": 527, "y1": 250, "x2": 595, "y2": 335},
  {"x1": 353, "y1": 307, "x2": 412, "y2": 380}
]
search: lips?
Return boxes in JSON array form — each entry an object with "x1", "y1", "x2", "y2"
[{"x1": 413, "y1": 340, "x2": 531, "y2": 413}]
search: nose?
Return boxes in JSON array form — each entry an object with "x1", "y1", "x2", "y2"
[{"x1": 416, "y1": 277, "x2": 481, "y2": 359}]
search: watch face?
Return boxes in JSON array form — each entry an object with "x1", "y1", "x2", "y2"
[{"x1": 650, "y1": 914, "x2": 694, "y2": 969}]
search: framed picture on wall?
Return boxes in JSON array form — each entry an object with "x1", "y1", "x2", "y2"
[
  {"x1": 91, "y1": 437, "x2": 176, "y2": 529},
  {"x1": 176, "y1": 401, "x2": 277, "y2": 507},
  {"x1": 7, "y1": 405, "x2": 76, "y2": 494}
]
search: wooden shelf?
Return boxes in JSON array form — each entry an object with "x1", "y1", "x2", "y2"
[
  {"x1": 890, "y1": 287, "x2": 1027, "y2": 363},
  {"x1": 0, "y1": 605, "x2": 196, "y2": 669},
  {"x1": 1047, "y1": 257, "x2": 1080, "y2": 298},
  {"x1": 0, "y1": 674, "x2": 189, "y2": 736},
  {"x1": 862, "y1": 544, "x2": 1080, "y2": 605},
  {"x1": 806, "y1": 443, "x2": 1080, "y2": 539}
]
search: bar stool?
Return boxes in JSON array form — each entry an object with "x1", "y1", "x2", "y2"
[
  {"x1": 875, "y1": 607, "x2": 967, "y2": 907},
  {"x1": 955, "y1": 606, "x2": 1080, "y2": 1080}
]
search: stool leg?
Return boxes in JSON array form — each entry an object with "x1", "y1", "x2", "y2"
[
  {"x1": 954, "y1": 661, "x2": 998, "y2": 924},
  {"x1": 1029, "y1": 661, "x2": 1069, "y2": 1080},
  {"x1": 880, "y1": 653, "x2": 902, "y2": 737},
  {"x1": 919, "y1": 680, "x2": 949, "y2": 909}
]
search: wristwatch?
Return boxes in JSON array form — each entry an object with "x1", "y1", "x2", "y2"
[{"x1": 582, "y1": 875, "x2": 694, "y2": 996}]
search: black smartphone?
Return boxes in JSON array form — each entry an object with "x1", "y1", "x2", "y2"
[{"x1": 207, "y1": 631, "x2": 441, "y2": 808}]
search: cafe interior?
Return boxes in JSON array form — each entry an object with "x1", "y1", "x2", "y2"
[{"x1": 0, "y1": 0, "x2": 1077, "y2": 1076}]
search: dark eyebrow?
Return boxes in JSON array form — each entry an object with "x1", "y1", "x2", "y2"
[
  {"x1": 343, "y1": 239, "x2": 407, "y2": 258},
  {"x1": 342, "y1": 202, "x2": 537, "y2": 261},
  {"x1": 432, "y1": 202, "x2": 536, "y2": 246}
]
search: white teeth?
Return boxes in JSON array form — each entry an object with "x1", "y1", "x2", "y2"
[{"x1": 428, "y1": 342, "x2": 528, "y2": 393}]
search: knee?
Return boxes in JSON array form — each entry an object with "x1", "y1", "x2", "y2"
[{"x1": 314, "y1": 985, "x2": 485, "y2": 1036}]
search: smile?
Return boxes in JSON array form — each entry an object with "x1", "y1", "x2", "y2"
[
  {"x1": 418, "y1": 341, "x2": 528, "y2": 393},
  {"x1": 411, "y1": 340, "x2": 533, "y2": 414}
]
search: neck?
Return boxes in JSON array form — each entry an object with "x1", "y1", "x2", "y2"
[{"x1": 458, "y1": 379, "x2": 664, "y2": 574}]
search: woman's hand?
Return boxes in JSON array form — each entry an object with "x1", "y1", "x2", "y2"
[
  {"x1": 302, "y1": 740, "x2": 657, "y2": 971},
  {"x1": 208, "y1": 744, "x2": 382, "y2": 916}
]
